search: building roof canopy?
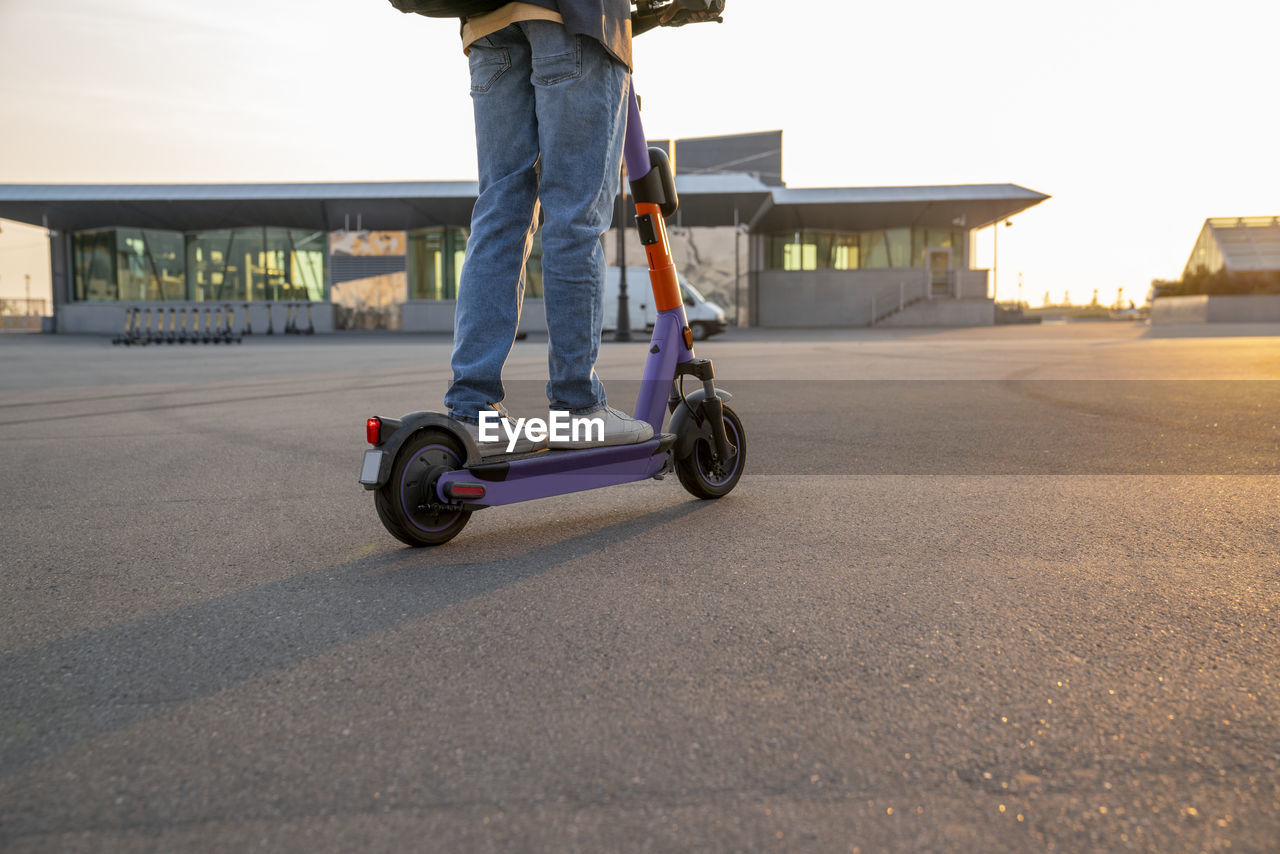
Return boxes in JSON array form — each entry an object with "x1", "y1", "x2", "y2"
[
  {"x1": 0, "y1": 178, "x2": 1048, "y2": 235},
  {"x1": 0, "y1": 182, "x2": 479, "y2": 233}
]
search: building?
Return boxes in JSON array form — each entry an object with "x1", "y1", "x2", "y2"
[
  {"x1": 0, "y1": 134, "x2": 1048, "y2": 334},
  {"x1": 1182, "y1": 216, "x2": 1280, "y2": 280},
  {"x1": 1149, "y1": 216, "x2": 1280, "y2": 325}
]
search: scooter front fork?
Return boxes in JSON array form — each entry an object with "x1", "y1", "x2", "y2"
[
  {"x1": 700, "y1": 392, "x2": 734, "y2": 462},
  {"x1": 670, "y1": 358, "x2": 736, "y2": 461}
]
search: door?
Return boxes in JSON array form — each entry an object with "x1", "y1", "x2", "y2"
[{"x1": 927, "y1": 249, "x2": 951, "y2": 297}]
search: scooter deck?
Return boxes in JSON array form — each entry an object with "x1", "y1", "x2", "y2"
[
  {"x1": 464, "y1": 432, "x2": 676, "y2": 466},
  {"x1": 439, "y1": 433, "x2": 677, "y2": 507}
]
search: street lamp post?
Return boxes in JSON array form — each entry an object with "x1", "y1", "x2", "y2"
[
  {"x1": 733, "y1": 208, "x2": 741, "y2": 326},
  {"x1": 992, "y1": 219, "x2": 1012, "y2": 300}
]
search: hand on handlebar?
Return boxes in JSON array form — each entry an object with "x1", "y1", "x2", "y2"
[
  {"x1": 633, "y1": 0, "x2": 725, "y2": 36},
  {"x1": 660, "y1": 0, "x2": 723, "y2": 25}
]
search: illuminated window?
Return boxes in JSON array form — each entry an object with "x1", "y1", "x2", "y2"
[
  {"x1": 782, "y1": 241, "x2": 816, "y2": 270},
  {"x1": 765, "y1": 227, "x2": 962, "y2": 271},
  {"x1": 831, "y1": 234, "x2": 859, "y2": 270}
]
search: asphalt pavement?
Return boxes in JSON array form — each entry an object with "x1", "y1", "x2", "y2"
[{"x1": 1, "y1": 323, "x2": 1277, "y2": 852}]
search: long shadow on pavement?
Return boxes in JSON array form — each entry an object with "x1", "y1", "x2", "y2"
[{"x1": 0, "y1": 500, "x2": 706, "y2": 777}]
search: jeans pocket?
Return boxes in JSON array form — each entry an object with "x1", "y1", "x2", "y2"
[
  {"x1": 531, "y1": 38, "x2": 583, "y2": 86},
  {"x1": 469, "y1": 44, "x2": 511, "y2": 93}
]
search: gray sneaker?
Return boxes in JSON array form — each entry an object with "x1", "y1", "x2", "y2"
[
  {"x1": 548, "y1": 405, "x2": 654, "y2": 450},
  {"x1": 457, "y1": 416, "x2": 548, "y2": 457}
]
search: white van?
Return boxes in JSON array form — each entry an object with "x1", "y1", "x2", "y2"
[{"x1": 601, "y1": 266, "x2": 727, "y2": 340}]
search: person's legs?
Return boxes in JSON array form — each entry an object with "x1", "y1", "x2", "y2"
[
  {"x1": 444, "y1": 26, "x2": 541, "y2": 424},
  {"x1": 521, "y1": 20, "x2": 629, "y2": 415}
]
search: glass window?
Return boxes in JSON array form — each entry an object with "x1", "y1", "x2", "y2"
[
  {"x1": 74, "y1": 229, "x2": 185, "y2": 301},
  {"x1": 911, "y1": 228, "x2": 966, "y2": 267},
  {"x1": 860, "y1": 232, "x2": 888, "y2": 269},
  {"x1": 184, "y1": 227, "x2": 327, "y2": 303},
  {"x1": 73, "y1": 230, "x2": 118, "y2": 301},
  {"x1": 116, "y1": 230, "x2": 185, "y2": 301},
  {"x1": 408, "y1": 226, "x2": 543, "y2": 300},
  {"x1": 764, "y1": 227, "x2": 974, "y2": 271},
  {"x1": 71, "y1": 226, "x2": 324, "y2": 304},
  {"x1": 765, "y1": 234, "x2": 788, "y2": 270},
  {"x1": 1184, "y1": 223, "x2": 1224, "y2": 277},
  {"x1": 187, "y1": 229, "x2": 261, "y2": 302},
  {"x1": 408, "y1": 228, "x2": 454, "y2": 300},
  {"x1": 831, "y1": 233, "x2": 859, "y2": 270},
  {"x1": 766, "y1": 232, "x2": 819, "y2": 271},
  {"x1": 884, "y1": 228, "x2": 910, "y2": 267},
  {"x1": 783, "y1": 242, "x2": 816, "y2": 270},
  {"x1": 765, "y1": 229, "x2": 906, "y2": 270},
  {"x1": 855, "y1": 229, "x2": 910, "y2": 269},
  {"x1": 285, "y1": 229, "x2": 327, "y2": 301}
]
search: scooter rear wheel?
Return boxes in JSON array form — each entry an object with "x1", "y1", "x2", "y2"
[
  {"x1": 675, "y1": 402, "x2": 745, "y2": 499},
  {"x1": 375, "y1": 429, "x2": 471, "y2": 546}
]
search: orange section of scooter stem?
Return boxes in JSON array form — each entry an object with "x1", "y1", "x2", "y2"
[{"x1": 636, "y1": 202, "x2": 682, "y2": 312}]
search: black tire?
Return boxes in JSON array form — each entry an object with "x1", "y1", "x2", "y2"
[
  {"x1": 690, "y1": 322, "x2": 709, "y2": 341},
  {"x1": 374, "y1": 429, "x2": 471, "y2": 546},
  {"x1": 675, "y1": 402, "x2": 745, "y2": 499}
]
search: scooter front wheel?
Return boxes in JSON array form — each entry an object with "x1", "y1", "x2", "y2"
[
  {"x1": 375, "y1": 429, "x2": 470, "y2": 546},
  {"x1": 675, "y1": 402, "x2": 745, "y2": 499}
]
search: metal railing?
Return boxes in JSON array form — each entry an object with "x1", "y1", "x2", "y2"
[{"x1": 869, "y1": 277, "x2": 931, "y2": 326}]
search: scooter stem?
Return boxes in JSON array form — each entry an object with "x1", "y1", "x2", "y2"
[
  {"x1": 623, "y1": 81, "x2": 652, "y2": 183},
  {"x1": 622, "y1": 81, "x2": 696, "y2": 431}
]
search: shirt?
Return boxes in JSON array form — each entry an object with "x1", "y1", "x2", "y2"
[
  {"x1": 461, "y1": 2, "x2": 563, "y2": 49},
  {"x1": 462, "y1": 0, "x2": 632, "y2": 70}
]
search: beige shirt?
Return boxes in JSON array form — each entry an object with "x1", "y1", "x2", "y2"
[{"x1": 462, "y1": 2, "x2": 563, "y2": 50}]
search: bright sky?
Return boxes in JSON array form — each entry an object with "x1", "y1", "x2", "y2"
[{"x1": 1, "y1": 0, "x2": 1277, "y2": 307}]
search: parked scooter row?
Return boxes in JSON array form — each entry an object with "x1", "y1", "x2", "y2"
[{"x1": 112, "y1": 302, "x2": 316, "y2": 346}]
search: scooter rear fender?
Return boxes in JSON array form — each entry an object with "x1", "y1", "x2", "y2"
[{"x1": 361, "y1": 411, "x2": 481, "y2": 490}]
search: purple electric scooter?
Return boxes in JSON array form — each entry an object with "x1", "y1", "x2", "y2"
[{"x1": 360, "y1": 0, "x2": 741, "y2": 546}]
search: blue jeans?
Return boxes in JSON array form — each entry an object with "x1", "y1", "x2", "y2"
[{"x1": 445, "y1": 20, "x2": 630, "y2": 423}]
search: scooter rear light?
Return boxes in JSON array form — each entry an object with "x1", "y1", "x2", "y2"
[
  {"x1": 366, "y1": 417, "x2": 382, "y2": 445},
  {"x1": 445, "y1": 482, "x2": 486, "y2": 500}
]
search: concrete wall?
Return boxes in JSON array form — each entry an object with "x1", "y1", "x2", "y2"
[
  {"x1": 1150, "y1": 295, "x2": 1209, "y2": 323},
  {"x1": 754, "y1": 269, "x2": 992, "y2": 327},
  {"x1": 876, "y1": 298, "x2": 995, "y2": 327},
  {"x1": 1151, "y1": 294, "x2": 1280, "y2": 324},
  {"x1": 756, "y1": 269, "x2": 927, "y2": 327},
  {"x1": 954, "y1": 270, "x2": 990, "y2": 300},
  {"x1": 1201, "y1": 295, "x2": 1280, "y2": 322},
  {"x1": 401, "y1": 298, "x2": 548, "y2": 334},
  {"x1": 56, "y1": 302, "x2": 334, "y2": 335},
  {"x1": 400, "y1": 300, "x2": 456, "y2": 334}
]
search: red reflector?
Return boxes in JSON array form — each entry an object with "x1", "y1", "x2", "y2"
[
  {"x1": 449, "y1": 484, "x2": 486, "y2": 499},
  {"x1": 366, "y1": 417, "x2": 382, "y2": 445}
]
